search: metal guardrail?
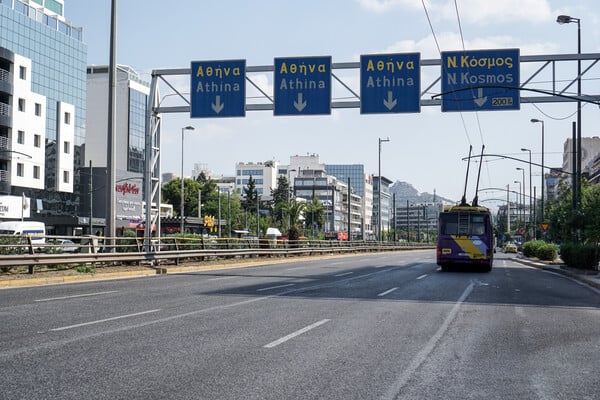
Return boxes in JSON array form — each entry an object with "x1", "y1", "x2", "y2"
[{"x1": 0, "y1": 235, "x2": 434, "y2": 274}]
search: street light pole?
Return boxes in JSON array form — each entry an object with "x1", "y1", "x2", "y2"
[
  {"x1": 557, "y1": 14, "x2": 582, "y2": 210},
  {"x1": 180, "y1": 125, "x2": 195, "y2": 234},
  {"x1": 514, "y1": 180, "x2": 522, "y2": 234},
  {"x1": 378, "y1": 137, "x2": 390, "y2": 242},
  {"x1": 521, "y1": 148, "x2": 533, "y2": 239},
  {"x1": 516, "y1": 167, "x2": 526, "y2": 238},
  {"x1": 287, "y1": 168, "x2": 295, "y2": 230},
  {"x1": 530, "y1": 119, "x2": 544, "y2": 222}
]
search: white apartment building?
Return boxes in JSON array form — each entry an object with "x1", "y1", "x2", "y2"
[{"x1": 234, "y1": 160, "x2": 280, "y2": 200}]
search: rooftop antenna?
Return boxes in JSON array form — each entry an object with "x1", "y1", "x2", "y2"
[
  {"x1": 460, "y1": 145, "x2": 473, "y2": 206},
  {"x1": 472, "y1": 145, "x2": 485, "y2": 207}
]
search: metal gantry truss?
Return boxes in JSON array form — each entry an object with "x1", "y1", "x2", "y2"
[{"x1": 144, "y1": 52, "x2": 600, "y2": 242}]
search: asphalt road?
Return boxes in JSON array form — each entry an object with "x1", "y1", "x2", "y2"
[{"x1": 1, "y1": 250, "x2": 599, "y2": 400}]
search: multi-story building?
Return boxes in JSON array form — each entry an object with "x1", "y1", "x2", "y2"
[
  {"x1": 0, "y1": 0, "x2": 86, "y2": 234},
  {"x1": 83, "y1": 65, "x2": 149, "y2": 233},
  {"x1": 293, "y1": 168, "x2": 362, "y2": 238},
  {"x1": 394, "y1": 202, "x2": 442, "y2": 241},
  {"x1": 373, "y1": 175, "x2": 393, "y2": 240},
  {"x1": 326, "y1": 164, "x2": 374, "y2": 240},
  {"x1": 234, "y1": 160, "x2": 279, "y2": 200},
  {"x1": 563, "y1": 136, "x2": 600, "y2": 178},
  {"x1": 589, "y1": 154, "x2": 600, "y2": 184}
]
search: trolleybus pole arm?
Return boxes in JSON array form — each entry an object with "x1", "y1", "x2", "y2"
[{"x1": 461, "y1": 153, "x2": 574, "y2": 175}]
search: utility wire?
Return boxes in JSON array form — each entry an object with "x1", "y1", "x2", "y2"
[
  {"x1": 421, "y1": 0, "x2": 441, "y2": 54},
  {"x1": 454, "y1": 0, "x2": 466, "y2": 50}
]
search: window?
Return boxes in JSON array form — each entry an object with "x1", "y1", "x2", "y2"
[
  {"x1": 34, "y1": 134, "x2": 41, "y2": 148},
  {"x1": 18, "y1": 98, "x2": 25, "y2": 112},
  {"x1": 64, "y1": 112, "x2": 71, "y2": 125},
  {"x1": 63, "y1": 141, "x2": 70, "y2": 154},
  {"x1": 35, "y1": 103, "x2": 42, "y2": 116},
  {"x1": 19, "y1": 66, "x2": 26, "y2": 80},
  {"x1": 33, "y1": 166, "x2": 40, "y2": 179},
  {"x1": 17, "y1": 130, "x2": 24, "y2": 144},
  {"x1": 63, "y1": 171, "x2": 69, "y2": 184},
  {"x1": 17, "y1": 163, "x2": 24, "y2": 177}
]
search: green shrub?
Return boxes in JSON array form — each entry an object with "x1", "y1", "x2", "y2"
[
  {"x1": 537, "y1": 244, "x2": 558, "y2": 261},
  {"x1": 522, "y1": 240, "x2": 559, "y2": 261},
  {"x1": 523, "y1": 240, "x2": 545, "y2": 257},
  {"x1": 116, "y1": 229, "x2": 138, "y2": 253},
  {"x1": 76, "y1": 264, "x2": 96, "y2": 274},
  {"x1": 0, "y1": 237, "x2": 28, "y2": 272},
  {"x1": 560, "y1": 243, "x2": 599, "y2": 270}
]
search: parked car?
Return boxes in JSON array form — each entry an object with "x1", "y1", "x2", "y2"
[{"x1": 48, "y1": 239, "x2": 79, "y2": 253}]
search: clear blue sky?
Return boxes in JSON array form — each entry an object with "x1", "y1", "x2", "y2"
[{"x1": 67, "y1": 0, "x2": 600, "y2": 206}]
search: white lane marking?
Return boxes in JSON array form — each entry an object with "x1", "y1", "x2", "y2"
[
  {"x1": 264, "y1": 319, "x2": 331, "y2": 349},
  {"x1": 49, "y1": 309, "x2": 161, "y2": 332},
  {"x1": 207, "y1": 276, "x2": 237, "y2": 281},
  {"x1": 374, "y1": 264, "x2": 389, "y2": 268},
  {"x1": 384, "y1": 282, "x2": 474, "y2": 400},
  {"x1": 334, "y1": 272, "x2": 354, "y2": 277},
  {"x1": 413, "y1": 263, "x2": 431, "y2": 269},
  {"x1": 329, "y1": 261, "x2": 345, "y2": 265},
  {"x1": 377, "y1": 287, "x2": 399, "y2": 297},
  {"x1": 256, "y1": 283, "x2": 295, "y2": 292},
  {"x1": 35, "y1": 291, "x2": 119, "y2": 302},
  {"x1": 416, "y1": 274, "x2": 428, "y2": 280}
]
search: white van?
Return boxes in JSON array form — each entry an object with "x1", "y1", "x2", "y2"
[{"x1": 0, "y1": 221, "x2": 46, "y2": 245}]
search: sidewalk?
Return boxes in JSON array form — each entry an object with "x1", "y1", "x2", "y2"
[{"x1": 514, "y1": 255, "x2": 600, "y2": 290}]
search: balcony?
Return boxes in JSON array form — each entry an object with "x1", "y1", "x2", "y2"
[
  {"x1": 0, "y1": 68, "x2": 11, "y2": 94},
  {"x1": 0, "y1": 169, "x2": 9, "y2": 194},
  {"x1": 0, "y1": 102, "x2": 10, "y2": 127}
]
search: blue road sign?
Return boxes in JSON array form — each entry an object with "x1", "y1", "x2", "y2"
[
  {"x1": 190, "y1": 59, "x2": 246, "y2": 118},
  {"x1": 360, "y1": 53, "x2": 421, "y2": 114},
  {"x1": 441, "y1": 49, "x2": 520, "y2": 112},
  {"x1": 274, "y1": 56, "x2": 331, "y2": 116}
]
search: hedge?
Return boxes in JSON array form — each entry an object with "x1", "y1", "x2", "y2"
[{"x1": 560, "y1": 243, "x2": 600, "y2": 270}]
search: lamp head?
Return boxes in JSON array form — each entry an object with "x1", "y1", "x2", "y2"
[
  {"x1": 520, "y1": 148, "x2": 530, "y2": 152},
  {"x1": 183, "y1": 125, "x2": 195, "y2": 131},
  {"x1": 557, "y1": 15, "x2": 579, "y2": 24}
]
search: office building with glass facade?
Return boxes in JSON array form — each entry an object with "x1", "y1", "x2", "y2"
[
  {"x1": 326, "y1": 164, "x2": 374, "y2": 239},
  {"x1": 0, "y1": 0, "x2": 86, "y2": 234},
  {"x1": 84, "y1": 65, "x2": 149, "y2": 232}
]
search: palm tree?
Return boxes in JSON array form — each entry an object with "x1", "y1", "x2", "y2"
[{"x1": 280, "y1": 199, "x2": 306, "y2": 243}]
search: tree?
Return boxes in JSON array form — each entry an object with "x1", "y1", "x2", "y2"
[
  {"x1": 161, "y1": 177, "x2": 201, "y2": 217},
  {"x1": 581, "y1": 182, "x2": 600, "y2": 244},
  {"x1": 545, "y1": 178, "x2": 600, "y2": 244},
  {"x1": 280, "y1": 198, "x2": 306, "y2": 243},
  {"x1": 242, "y1": 175, "x2": 259, "y2": 212},
  {"x1": 280, "y1": 199, "x2": 306, "y2": 229},
  {"x1": 271, "y1": 176, "x2": 290, "y2": 227},
  {"x1": 545, "y1": 180, "x2": 574, "y2": 243},
  {"x1": 304, "y1": 197, "x2": 325, "y2": 236}
]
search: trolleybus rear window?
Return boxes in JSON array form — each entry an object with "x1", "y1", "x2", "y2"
[{"x1": 440, "y1": 213, "x2": 487, "y2": 236}]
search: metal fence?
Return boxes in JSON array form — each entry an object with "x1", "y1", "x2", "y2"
[{"x1": 0, "y1": 234, "x2": 434, "y2": 274}]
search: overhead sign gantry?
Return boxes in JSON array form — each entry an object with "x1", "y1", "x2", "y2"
[{"x1": 144, "y1": 50, "x2": 600, "y2": 243}]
